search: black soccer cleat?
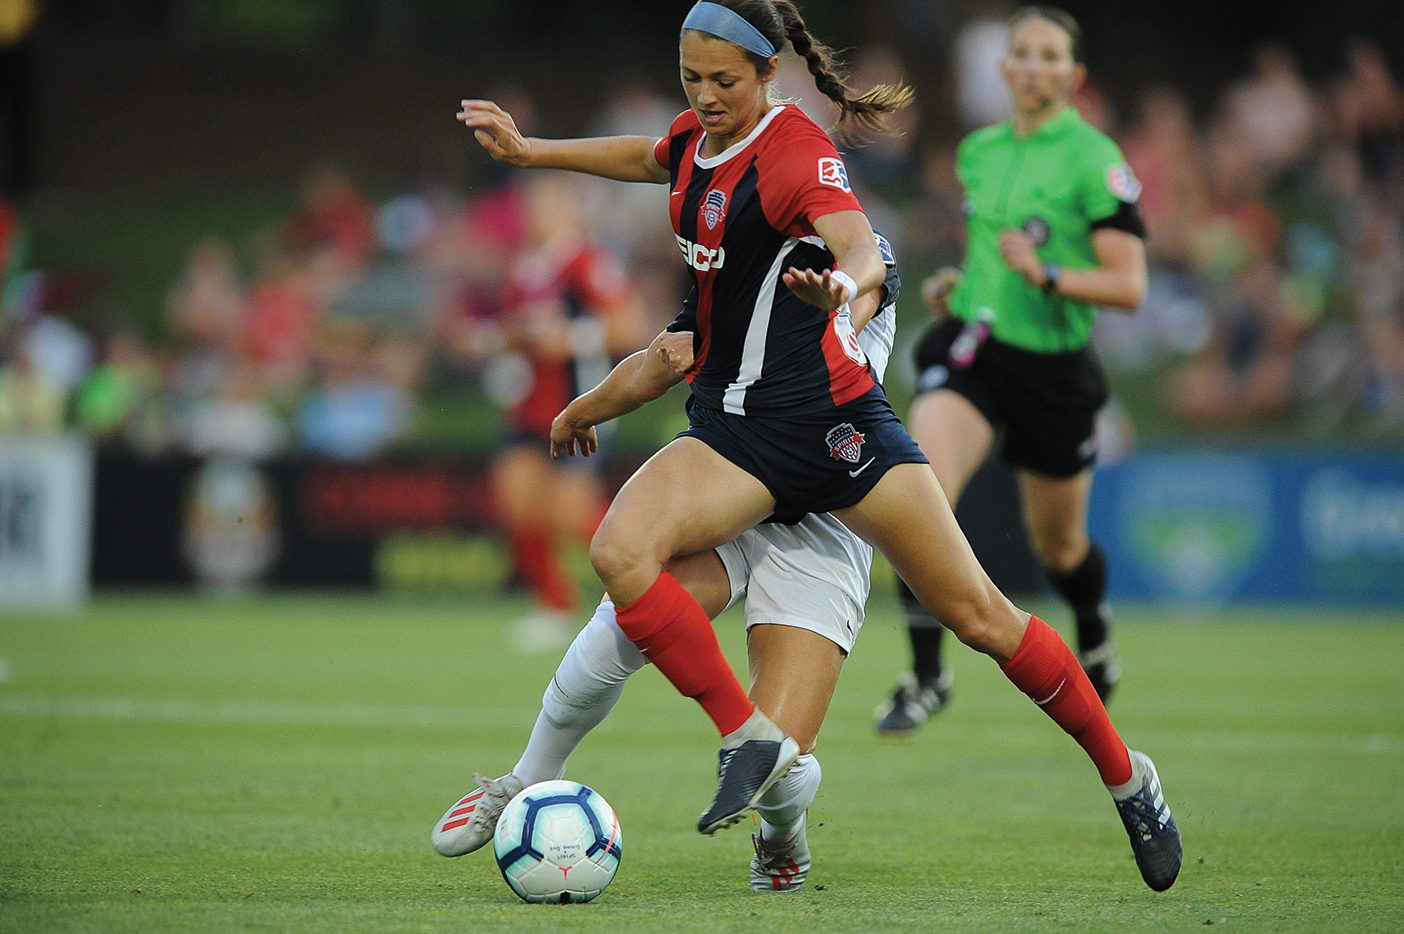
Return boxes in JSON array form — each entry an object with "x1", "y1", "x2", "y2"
[
  {"x1": 697, "y1": 737, "x2": 800, "y2": 835},
  {"x1": 874, "y1": 669, "x2": 952, "y2": 738},
  {"x1": 1078, "y1": 640, "x2": 1122, "y2": 703},
  {"x1": 1115, "y1": 750, "x2": 1183, "y2": 891}
]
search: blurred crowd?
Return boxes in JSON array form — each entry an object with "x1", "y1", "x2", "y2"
[
  {"x1": 1, "y1": 27, "x2": 1402, "y2": 458},
  {"x1": 0, "y1": 151, "x2": 679, "y2": 461}
]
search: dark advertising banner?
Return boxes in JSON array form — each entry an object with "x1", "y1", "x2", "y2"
[
  {"x1": 90, "y1": 453, "x2": 1045, "y2": 597},
  {"x1": 92, "y1": 456, "x2": 499, "y2": 590}
]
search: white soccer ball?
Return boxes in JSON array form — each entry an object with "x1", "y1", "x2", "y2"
[{"x1": 492, "y1": 780, "x2": 622, "y2": 904}]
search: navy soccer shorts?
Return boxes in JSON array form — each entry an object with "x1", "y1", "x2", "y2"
[{"x1": 679, "y1": 388, "x2": 928, "y2": 524}]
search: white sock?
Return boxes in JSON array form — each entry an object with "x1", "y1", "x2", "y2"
[
  {"x1": 722, "y1": 706, "x2": 784, "y2": 749},
  {"x1": 511, "y1": 599, "x2": 647, "y2": 785},
  {"x1": 1107, "y1": 747, "x2": 1144, "y2": 800},
  {"x1": 756, "y1": 754, "x2": 821, "y2": 841}
]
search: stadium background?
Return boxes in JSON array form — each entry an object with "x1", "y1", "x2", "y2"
[
  {"x1": 2, "y1": 3, "x2": 1403, "y2": 930},
  {"x1": 4, "y1": 0, "x2": 1401, "y2": 605}
]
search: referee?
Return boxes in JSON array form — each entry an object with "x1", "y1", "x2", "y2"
[{"x1": 876, "y1": 5, "x2": 1148, "y2": 737}]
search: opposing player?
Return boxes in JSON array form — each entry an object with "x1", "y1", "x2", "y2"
[
  {"x1": 456, "y1": 0, "x2": 1181, "y2": 890},
  {"x1": 433, "y1": 246, "x2": 900, "y2": 892},
  {"x1": 876, "y1": 6, "x2": 1146, "y2": 737}
]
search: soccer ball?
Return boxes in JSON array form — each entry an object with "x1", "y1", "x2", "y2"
[{"x1": 492, "y1": 780, "x2": 622, "y2": 904}]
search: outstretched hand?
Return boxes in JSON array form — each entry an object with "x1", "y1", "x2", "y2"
[
  {"x1": 549, "y1": 410, "x2": 599, "y2": 459},
  {"x1": 456, "y1": 99, "x2": 532, "y2": 166},
  {"x1": 782, "y1": 267, "x2": 852, "y2": 312}
]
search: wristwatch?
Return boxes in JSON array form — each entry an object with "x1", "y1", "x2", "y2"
[{"x1": 1041, "y1": 262, "x2": 1062, "y2": 295}]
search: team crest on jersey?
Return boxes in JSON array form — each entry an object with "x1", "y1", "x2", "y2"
[
  {"x1": 702, "y1": 189, "x2": 727, "y2": 229},
  {"x1": 818, "y1": 157, "x2": 851, "y2": 192},
  {"x1": 825, "y1": 422, "x2": 866, "y2": 464},
  {"x1": 1022, "y1": 216, "x2": 1051, "y2": 246},
  {"x1": 1106, "y1": 162, "x2": 1142, "y2": 202}
]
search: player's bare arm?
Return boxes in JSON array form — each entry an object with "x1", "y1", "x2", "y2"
[
  {"x1": 997, "y1": 227, "x2": 1146, "y2": 310},
  {"x1": 845, "y1": 285, "x2": 885, "y2": 335},
  {"x1": 782, "y1": 210, "x2": 885, "y2": 311},
  {"x1": 457, "y1": 99, "x2": 669, "y2": 183},
  {"x1": 549, "y1": 331, "x2": 686, "y2": 459}
]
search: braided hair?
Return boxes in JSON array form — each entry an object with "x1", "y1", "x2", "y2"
[{"x1": 705, "y1": 0, "x2": 914, "y2": 144}]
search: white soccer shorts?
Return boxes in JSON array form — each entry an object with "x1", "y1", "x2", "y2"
[{"x1": 714, "y1": 512, "x2": 872, "y2": 654}]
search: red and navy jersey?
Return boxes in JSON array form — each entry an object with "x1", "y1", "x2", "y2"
[
  {"x1": 501, "y1": 241, "x2": 626, "y2": 437},
  {"x1": 653, "y1": 105, "x2": 876, "y2": 415}
]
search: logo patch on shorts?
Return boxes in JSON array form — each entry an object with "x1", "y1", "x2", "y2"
[
  {"x1": 702, "y1": 189, "x2": 727, "y2": 229},
  {"x1": 825, "y1": 422, "x2": 866, "y2": 464}
]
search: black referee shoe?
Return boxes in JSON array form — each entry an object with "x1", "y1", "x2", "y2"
[
  {"x1": 874, "y1": 670, "x2": 953, "y2": 738},
  {"x1": 1078, "y1": 640, "x2": 1122, "y2": 702}
]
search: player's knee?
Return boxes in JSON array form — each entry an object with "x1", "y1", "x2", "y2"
[
  {"x1": 936, "y1": 589, "x2": 1007, "y2": 654},
  {"x1": 1031, "y1": 533, "x2": 1087, "y2": 574},
  {"x1": 587, "y1": 528, "x2": 651, "y2": 593}
]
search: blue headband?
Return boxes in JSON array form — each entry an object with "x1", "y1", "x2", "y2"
[{"x1": 681, "y1": 2, "x2": 777, "y2": 59}]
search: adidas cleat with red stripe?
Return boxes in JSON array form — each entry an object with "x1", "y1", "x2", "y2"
[
  {"x1": 749, "y1": 813, "x2": 811, "y2": 892},
  {"x1": 431, "y1": 772, "x2": 524, "y2": 857}
]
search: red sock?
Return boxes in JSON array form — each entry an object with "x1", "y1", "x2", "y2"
[
  {"x1": 508, "y1": 526, "x2": 576, "y2": 611},
  {"x1": 614, "y1": 572, "x2": 754, "y2": 736},
  {"x1": 1000, "y1": 615, "x2": 1132, "y2": 786}
]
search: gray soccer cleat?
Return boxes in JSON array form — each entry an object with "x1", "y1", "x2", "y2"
[
  {"x1": 431, "y1": 772, "x2": 524, "y2": 857},
  {"x1": 750, "y1": 813, "x2": 812, "y2": 892},
  {"x1": 1114, "y1": 750, "x2": 1182, "y2": 891},
  {"x1": 874, "y1": 669, "x2": 953, "y2": 738},
  {"x1": 698, "y1": 737, "x2": 800, "y2": 835}
]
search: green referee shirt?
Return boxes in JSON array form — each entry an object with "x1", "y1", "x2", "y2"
[{"x1": 950, "y1": 106, "x2": 1142, "y2": 353}]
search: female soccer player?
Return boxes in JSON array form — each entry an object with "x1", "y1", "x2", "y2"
[
  {"x1": 434, "y1": 256, "x2": 901, "y2": 893},
  {"x1": 456, "y1": 0, "x2": 1180, "y2": 890},
  {"x1": 875, "y1": 6, "x2": 1146, "y2": 737}
]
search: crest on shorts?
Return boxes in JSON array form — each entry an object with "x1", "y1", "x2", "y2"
[
  {"x1": 817, "y1": 157, "x2": 851, "y2": 192},
  {"x1": 702, "y1": 189, "x2": 727, "y2": 230},
  {"x1": 825, "y1": 422, "x2": 866, "y2": 464}
]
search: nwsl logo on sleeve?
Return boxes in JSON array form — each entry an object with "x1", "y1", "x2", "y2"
[
  {"x1": 818, "y1": 157, "x2": 851, "y2": 192},
  {"x1": 702, "y1": 189, "x2": 727, "y2": 230},
  {"x1": 874, "y1": 232, "x2": 894, "y2": 265},
  {"x1": 825, "y1": 422, "x2": 866, "y2": 464}
]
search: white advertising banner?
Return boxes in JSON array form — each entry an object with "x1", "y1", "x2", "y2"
[{"x1": 0, "y1": 434, "x2": 94, "y2": 613}]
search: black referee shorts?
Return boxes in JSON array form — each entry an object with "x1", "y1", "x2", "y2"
[{"x1": 912, "y1": 317, "x2": 1110, "y2": 478}]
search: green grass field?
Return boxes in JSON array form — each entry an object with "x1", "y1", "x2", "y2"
[{"x1": 2, "y1": 592, "x2": 1401, "y2": 932}]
